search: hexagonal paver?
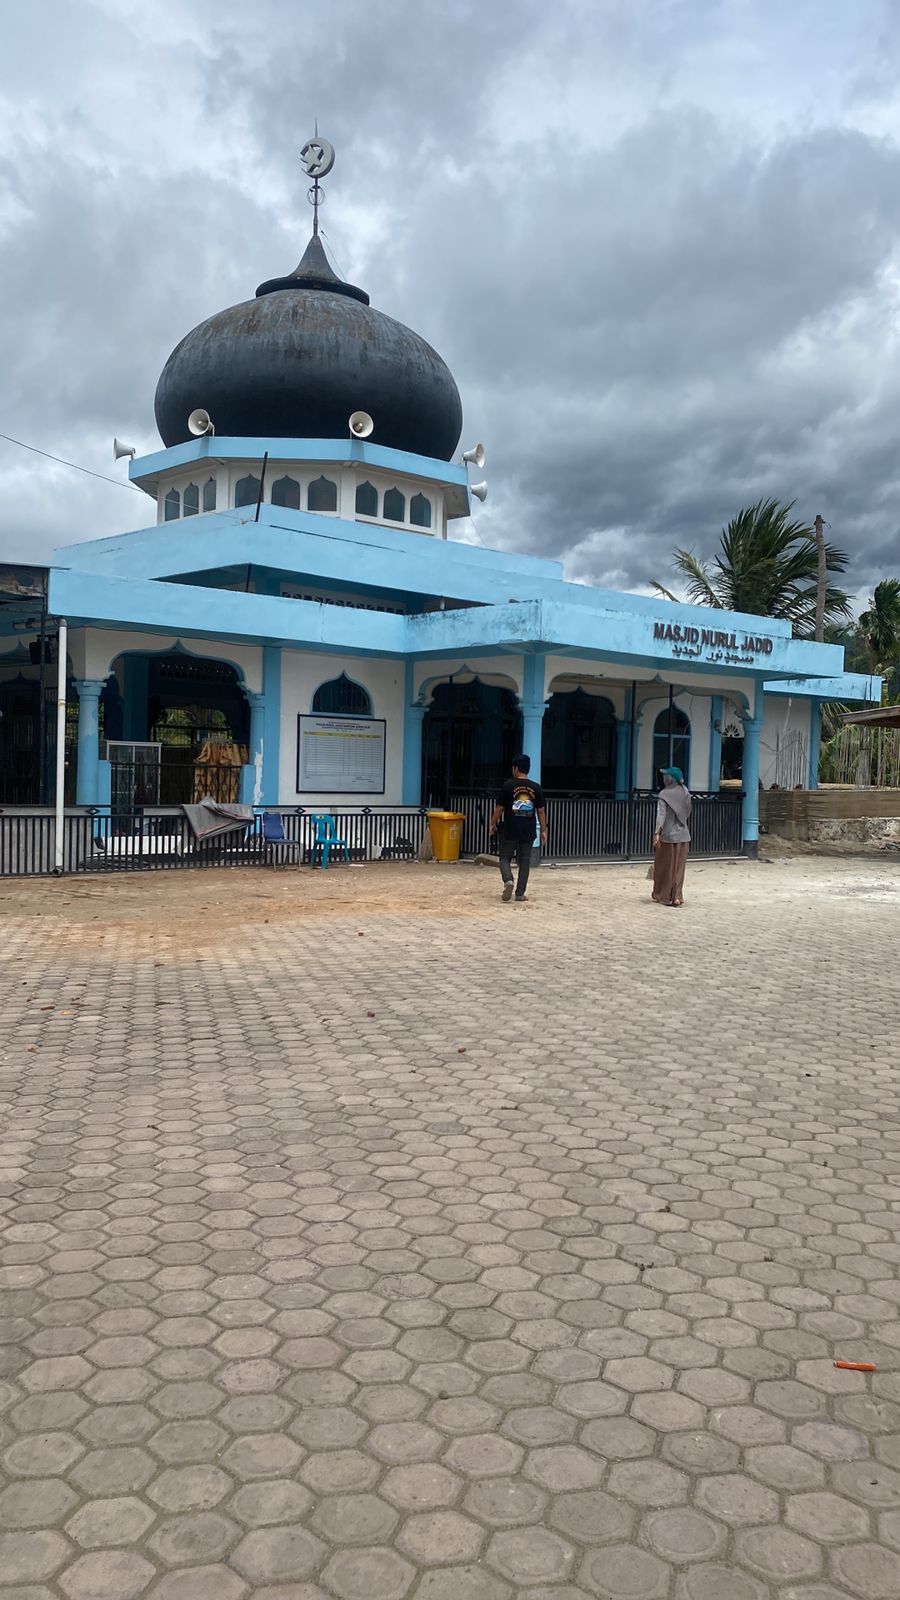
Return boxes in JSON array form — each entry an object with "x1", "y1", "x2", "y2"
[
  {"x1": 486, "y1": 1526, "x2": 575, "y2": 1584},
  {"x1": 58, "y1": 1550, "x2": 156, "y2": 1600},
  {"x1": 548, "y1": 1488, "x2": 634, "y2": 1543},
  {"x1": 71, "y1": 1446, "x2": 156, "y2": 1495},
  {"x1": 0, "y1": 1479, "x2": 79, "y2": 1529},
  {"x1": 66, "y1": 1497, "x2": 156, "y2": 1548},
  {"x1": 8, "y1": 845, "x2": 900, "y2": 1600},
  {"x1": 831, "y1": 1542, "x2": 900, "y2": 1599},
  {"x1": 464, "y1": 1476, "x2": 547, "y2": 1528},
  {"x1": 396, "y1": 1509, "x2": 484, "y2": 1563},
  {"x1": 734, "y1": 1525, "x2": 823, "y2": 1584},
  {"x1": 0, "y1": 1530, "x2": 71, "y2": 1583},
  {"x1": 695, "y1": 1473, "x2": 779, "y2": 1527},
  {"x1": 232, "y1": 1525, "x2": 326, "y2": 1583},
  {"x1": 581, "y1": 1542, "x2": 670, "y2": 1598},
  {"x1": 605, "y1": 1357, "x2": 674, "y2": 1394},
  {"x1": 230, "y1": 1479, "x2": 313, "y2": 1527},
  {"x1": 381, "y1": 1464, "x2": 463, "y2": 1509},
  {"x1": 642, "y1": 1507, "x2": 726, "y2": 1564},
  {"x1": 146, "y1": 1566, "x2": 248, "y2": 1600},
  {"x1": 321, "y1": 1546, "x2": 416, "y2": 1600},
  {"x1": 786, "y1": 1491, "x2": 871, "y2": 1544}
]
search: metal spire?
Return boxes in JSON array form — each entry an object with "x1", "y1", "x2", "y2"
[{"x1": 299, "y1": 131, "x2": 335, "y2": 238}]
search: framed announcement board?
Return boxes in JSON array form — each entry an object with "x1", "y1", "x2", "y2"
[{"x1": 296, "y1": 714, "x2": 386, "y2": 795}]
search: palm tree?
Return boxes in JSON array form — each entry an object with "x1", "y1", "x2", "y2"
[
  {"x1": 653, "y1": 499, "x2": 850, "y2": 635},
  {"x1": 858, "y1": 579, "x2": 900, "y2": 679}
]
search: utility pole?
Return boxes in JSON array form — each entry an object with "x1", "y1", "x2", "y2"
[{"x1": 814, "y1": 513, "x2": 827, "y2": 642}]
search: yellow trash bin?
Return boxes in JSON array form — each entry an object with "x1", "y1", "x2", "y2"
[{"x1": 427, "y1": 810, "x2": 466, "y2": 862}]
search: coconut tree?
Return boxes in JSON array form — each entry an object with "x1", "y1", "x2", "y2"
[
  {"x1": 653, "y1": 499, "x2": 850, "y2": 635},
  {"x1": 858, "y1": 579, "x2": 900, "y2": 683}
]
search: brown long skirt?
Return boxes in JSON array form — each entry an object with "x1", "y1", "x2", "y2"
[{"x1": 652, "y1": 841, "x2": 688, "y2": 906}]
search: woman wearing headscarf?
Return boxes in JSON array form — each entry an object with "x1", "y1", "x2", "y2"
[{"x1": 652, "y1": 765, "x2": 692, "y2": 907}]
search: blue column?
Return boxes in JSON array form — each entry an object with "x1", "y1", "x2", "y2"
[
  {"x1": 808, "y1": 700, "x2": 821, "y2": 790},
  {"x1": 741, "y1": 704, "x2": 763, "y2": 857},
  {"x1": 520, "y1": 653, "x2": 547, "y2": 780},
  {"x1": 261, "y1": 648, "x2": 281, "y2": 805},
  {"x1": 708, "y1": 695, "x2": 724, "y2": 792},
  {"x1": 402, "y1": 704, "x2": 426, "y2": 804},
  {"x1": 74, "y1": 678, "x2": 105, "y2": 805},
  {"x1": 242, "y1": 691, "x2": 266, "y2": 805},
  {"x1": 615, "y1": 689, "x2": 633, "y2": 797}
]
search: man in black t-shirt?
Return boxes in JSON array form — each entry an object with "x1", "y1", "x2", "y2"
[{"x1": 489, "y1": 754, "x2": 547, "y2": 903}]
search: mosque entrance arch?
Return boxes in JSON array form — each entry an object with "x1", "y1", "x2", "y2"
[
  {"x1": 422, "y1": 676, "x2": 522, "y2": 805},
  {"x1": 110, "y1": 650, "x2": 250, "y2": 805},
  {"x1": 542, "y1": 687, "x2": 617, "y2": 793}
]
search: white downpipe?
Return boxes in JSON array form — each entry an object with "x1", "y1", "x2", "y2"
[{"x1": 53, "y1": 619, "x2": 67, "y2": 874}]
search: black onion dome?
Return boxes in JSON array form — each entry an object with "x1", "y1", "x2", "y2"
[{"x1": 154, "y1": 234, "x2": 463, "y2": 460}]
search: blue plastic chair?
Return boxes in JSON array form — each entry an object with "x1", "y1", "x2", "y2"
[
  {"x1": 310, "y1": 813, "x2": 351, "y2": 869},
  {"x1": 261, "y1": 812, "x2": 301, "y2": 868}
]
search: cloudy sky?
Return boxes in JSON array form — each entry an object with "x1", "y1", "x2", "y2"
[{"x1": 2, "y1": 0, "x2": 900, "y2": 608}]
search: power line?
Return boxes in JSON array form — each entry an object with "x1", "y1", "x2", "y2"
[{"x1": 0, "y1": 431, "x2": 144, "y2": 493}]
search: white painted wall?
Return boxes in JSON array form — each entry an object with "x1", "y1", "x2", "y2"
[
  {"x1": 78, "y1": 629, "x2": 263, "y2": 692},
  {"x1": 280, "y1": 651, "x2": 406, "y2": 805},
  {"x1": 760, "y1": 694, "x2": 812, "y2": 789},
  {"x1": 156, "y1": 463, "x2": 445, "y2": 540},
  {"x1": 635, "y1": 690, "x2": 714, "y2": 790}
]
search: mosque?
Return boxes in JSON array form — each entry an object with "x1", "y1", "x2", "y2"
[{"x1": 0, "y1": 142, "x2": 879, "y2": 863}]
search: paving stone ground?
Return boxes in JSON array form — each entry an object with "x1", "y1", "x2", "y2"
[{"x1": 1, "y1": 853, "x2": 899, "y2": 1600}]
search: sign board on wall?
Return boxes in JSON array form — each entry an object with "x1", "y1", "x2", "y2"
[{"x1": 297, "y1": 715, "x2": 386, "y2": 794}]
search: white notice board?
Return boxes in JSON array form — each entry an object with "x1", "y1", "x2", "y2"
[{"x1": 297, "y1": 715, "x2": 386, "y2": 794}]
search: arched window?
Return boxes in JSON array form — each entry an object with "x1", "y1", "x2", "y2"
[
  {"x1": 410, "y1": 493, "x2": 432, "y2": 529},
  {"x1": 183, "y1": 483, "x2": 199, "y2": 517},
  {"x1": 202, "y1": 476, "x2": 217, "y2": 512},
  {"x1": 355, "y1": 480, "x2": 378, "y2": 517},
  {"x1": 383, "y1": 487, "x2": 406, "y2": 522},
  {"x1": 312, "y1": 673, "x2": 372, "y2": 717},
  {"x1": 234, "y1": 474, "x2": 260, "y2": 508},
  {"x1": 307, "y1": 475, "x2": 337, "y2": 512},
  {"x1": 272, "y1": 475, "x2": 301, "y2": 510},
  {"x1": 653, "y1": 706, "x2": 691, "y2": 786},
  {"x1": 164, "y1": 488, "x2": 180, "y2": 521}
]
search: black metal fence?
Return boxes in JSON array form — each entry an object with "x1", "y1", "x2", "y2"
[
  {"x1": 0, "y1": 806, "x2": 433, "y2": 876},
  {"x1": 0, "y1": 790, "x2": 743, "y2": 877},
  {"x1": 451, "y1": 790, "x2": 743, "y2": 860}
]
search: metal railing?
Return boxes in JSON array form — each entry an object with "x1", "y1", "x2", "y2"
[
  {"x1": 0, "y1": 791, "x2": 744, "y2": 877},
  {"x1": 450, "y1": 789, "x2": 743, "y2": 860},
  {"x1": 0, "y1": 805, "x2": 433, "y2": 876}
]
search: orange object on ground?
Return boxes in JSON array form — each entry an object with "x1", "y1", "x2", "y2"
[{"x1": 834, "y1": 1360, "x2": 876, "y2": 1372}]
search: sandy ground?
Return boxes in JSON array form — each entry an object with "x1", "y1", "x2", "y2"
[{"x1": 1, "y1": 849, "x2": 897, "y2": 946}]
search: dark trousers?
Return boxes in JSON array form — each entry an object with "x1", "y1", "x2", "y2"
[{"x1": 499, "y1": 834, "x2": 533, "y2": 898}]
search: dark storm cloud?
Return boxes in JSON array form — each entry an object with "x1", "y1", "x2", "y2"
[{"x1": 1, "y1": 0, "x2": 899, "y2": 611}]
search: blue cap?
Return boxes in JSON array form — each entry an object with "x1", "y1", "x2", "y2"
[{"x1": 660, "y1": 765, "x2": 684, "y2": 782}]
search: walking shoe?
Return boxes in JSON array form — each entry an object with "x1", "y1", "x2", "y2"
[{"x1": 501, "y1": 883, "x2": 513, "y2": 901}]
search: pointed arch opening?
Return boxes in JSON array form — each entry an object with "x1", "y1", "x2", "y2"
[{"x1": 312, "y1": 672, "x2": 373, "y2": 717}]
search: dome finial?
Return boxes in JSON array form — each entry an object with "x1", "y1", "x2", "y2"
[{"x1": 299, "y1": 130, "x2": 335, "y2": 239}]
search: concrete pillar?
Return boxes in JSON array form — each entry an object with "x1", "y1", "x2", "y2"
[
  {"x1": 708, "y1": 695, "x2": 724, "y2": 792},
  {"x1": 243, "y1": 691, "x2": 266, "y2": 805},
  {"x1": 402, "y1": 704, "x2": 426, "y2": 805},
  {"x1": 74, "y1": 678, "x2": 105, "y2": 805},
  {"x1": 741, "y1": 705, "x2": 763, "y2": 857},
  {"x1": 520, "y1": 653, "x2": 547, "y2": 781},
  {"x1": 615, "y1": 689, "x2": 634, "y2": 797},
  {"x1": 808, "y1": 700, "x2": 821, "y2": 790},
  {"x1": 260, "y1": 647, "x2": 281, "y2": 805}
]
